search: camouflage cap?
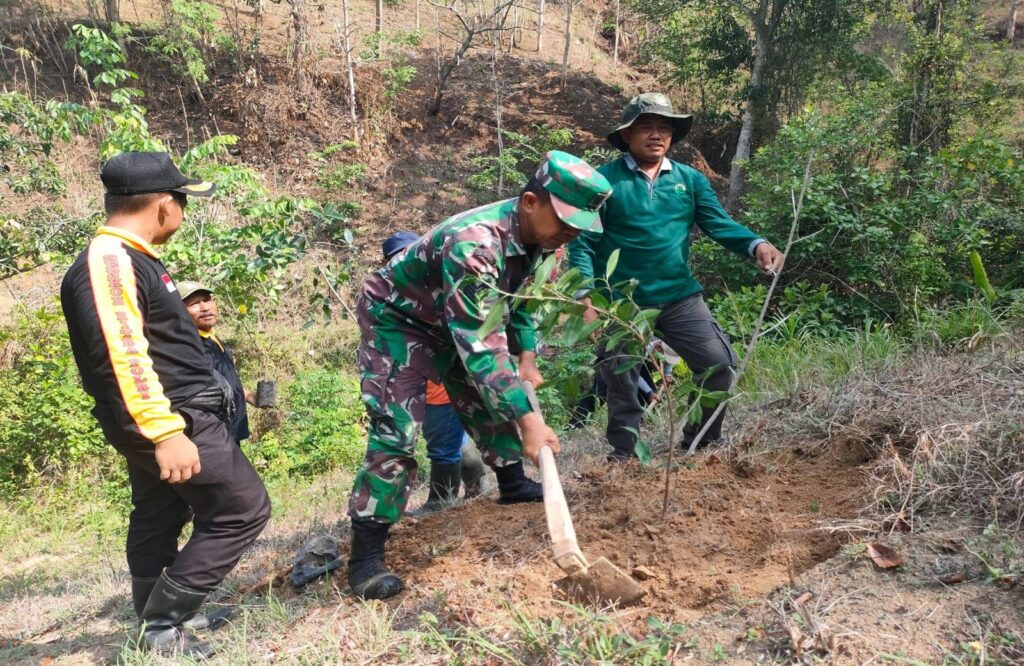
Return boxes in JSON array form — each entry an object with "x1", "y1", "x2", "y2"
[
  {"x1": 607, "y1": 93, "x2": 693, "y2": 151},
  {"x1": 178, "y1": 280, "x2": 213, "y2": 301},
  {"x1": 533, "y1": 150, "x2": 612, "y2": 232}
]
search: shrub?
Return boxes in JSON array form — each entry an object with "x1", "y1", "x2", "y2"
[
  {"x1": 0, "y1": 208, "x2": 101, "y2": 280},
  {"x1": 469, "y1": 125, "x2": 574, "y2": 196},
  {"x1": 141, "y1": 0, "x2": 236, "y2": 86},
  {"x1": 710, "y1": 95, "x2": 1024, "y2": 326},
  {"x1": 248, "y1": 369, "x2": 366, "y2": 477},
  {"x1": 536, "y1": 341, "x2": 597, "y2": 428},
  {"x1": 707, "y1": 280, "x2": 855, "y2": 342},
  {"x1": 0, "y1": 91, "x2": 92, "y2": 199},
  {"x1": 0, "y1": 308, "x2": 110, "y2": 497}
]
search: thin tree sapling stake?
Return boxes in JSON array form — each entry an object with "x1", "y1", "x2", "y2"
[{"x1": 677, "y1": 153, "x2": 814, "y2": 464}]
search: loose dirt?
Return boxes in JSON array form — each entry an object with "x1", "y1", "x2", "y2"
[{"x1": 383, "y1": 446, "x2": 868, "y2": 626}]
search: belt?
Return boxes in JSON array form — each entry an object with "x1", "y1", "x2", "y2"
[{"x1": 181, "y1": 373, "x2": 235, "y2": 423}]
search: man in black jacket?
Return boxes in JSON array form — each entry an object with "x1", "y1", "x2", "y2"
[
  {"x1": 60, "y1": 152, "x2": 271, "y2": 659},
  {"x1": 178, "y1": 280, "x2": 256, "y2": 445}
]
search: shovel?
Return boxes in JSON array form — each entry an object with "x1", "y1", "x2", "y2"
[{"x1": 522, "y1": 382, "x2": 646, "y2": 606}]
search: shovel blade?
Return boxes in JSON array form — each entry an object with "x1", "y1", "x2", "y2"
[{"x1": 554, "y1": 557, "x2": 646, "y2": 607}]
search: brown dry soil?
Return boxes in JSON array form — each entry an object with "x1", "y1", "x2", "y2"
[{"x1": 381, "y1": 448, "x2": 867, "y2": 626}]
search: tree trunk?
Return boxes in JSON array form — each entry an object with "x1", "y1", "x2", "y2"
[
  {"x1": 727, "y1": 0, "x2": 786, "y2": 212},
  {"x1": 341, "y1": 0, "x2": 358, "y2": 136},
  {"x1": 376, "y1": 0, "x2": 383, "y2": 33},
  {"x1": 291, "y1": 0, "x2": 308, "y2": 92},
  {"x1": 560, "y1": 0, "x2": 573, "y2": 87},
  {"x1": 727, "y1": 21, "x2": 769, "y2": 212},
  {"x1": 1009, "y1": 0, "x2": 1019, "y2": 42},
  {"x1": 104, "y1": 0, "x2": 119, "y2": 23},
  {"x1": 430, "y1": 37, "x2": 472, "y2": 115},
  {"x1": 537, "y1": 0, "x2": 546, "y2": 52},
  {"x1": 613, "y1": 0, "x2": 620, "y2": 65},
  {"x1": 491, "y1": 28, "x2": 506, "y2": 196}
]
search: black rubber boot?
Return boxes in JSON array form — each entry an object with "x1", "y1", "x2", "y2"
[
  {"x1": 138, "y1": 571, "x2": 215, "y2": 660},
  {"x1": 495, "y1": 461, "x2": 543, "y2": 505},
  {"x1": 460, "y1": 444, "x2": 487, "y2": 498},
  {"x1": 132, "y1": 576, "x2": 236, "y2": 632},
  {"x1": 423, "y1": 462, "x2": 462, "y2": 510},
  {"x1": 679, "y1": 411, "x2": 725, "y2": 451},
  {"x1": 131, "y1": 576, "x2": 158, "y2": 618},
  {"x1": 347, "y1": 520, "x2": 404, "y2": 600}
]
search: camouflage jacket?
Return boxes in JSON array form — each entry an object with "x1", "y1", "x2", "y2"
[{"x1": 361, "y1": 198, "x2": 547, "y2": 421}]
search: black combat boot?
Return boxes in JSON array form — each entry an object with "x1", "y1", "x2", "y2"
[
  {"x1": 460, "y1": 444, "x2": 487, "y2": 498},
  {"x1": 347, "y1": 520, "x2": 404, "y2": 600},
  {"x1": 133, "y1": 576, "x2": 236, "y2": 632},
  {"x1": 138, "y1": 571, "x2": 215, "y2": 659},
  {"x1": 495, "y1": 461, "x2": 544, "y2": 504},
  {"x1": 423, "y1": 462, "x2": 462, "y2": 510}
]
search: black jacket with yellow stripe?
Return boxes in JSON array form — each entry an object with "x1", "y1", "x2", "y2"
[{"x1": 61, "y1": 226, "x2": 215, "y2": 445}]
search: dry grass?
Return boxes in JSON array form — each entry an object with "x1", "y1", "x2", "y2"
[{"x1": 728, "y1": 333, "x2": 1024, "y2": 532}]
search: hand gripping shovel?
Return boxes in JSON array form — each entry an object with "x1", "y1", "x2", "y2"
[{"x1": 522, "y1": 382, "x2": 645, "y2": 606}]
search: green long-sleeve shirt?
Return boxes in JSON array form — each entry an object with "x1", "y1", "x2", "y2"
[{"x1": 568, "y1": 154, "x2": 764, "y2": 306}]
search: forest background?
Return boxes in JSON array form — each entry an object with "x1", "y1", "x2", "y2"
[{"x1": 1, "y1": 0, "x2": 1023, "y2": 662}]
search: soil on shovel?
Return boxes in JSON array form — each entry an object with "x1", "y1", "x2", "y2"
[{"x1": 384, "y1": 446, "x2": 869, "y2": 625}]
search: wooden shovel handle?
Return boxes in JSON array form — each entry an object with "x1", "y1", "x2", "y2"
[{"x1": 522, "y1": 382, "x2": 589, "y2": 574}]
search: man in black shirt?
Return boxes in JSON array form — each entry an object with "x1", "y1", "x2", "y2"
[
  {"x1": 179, "y1": 281, "x2": 255, "y2": 444},
  {"x1": 60, "y1": 152, "x2": 271, "y2": 659}
]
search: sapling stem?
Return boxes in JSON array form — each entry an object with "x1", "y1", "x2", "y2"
[{"x1": 681, "y1": 152, "x2": 815, "y2": 458}]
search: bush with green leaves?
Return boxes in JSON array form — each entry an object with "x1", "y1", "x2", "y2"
[
  {"x1": 468, "y1": 124, "x2": 574, "y2": 196},
  {"x1": 309, "y1": 141, "x2": 370, "y2": 193},
  {"x1": 697, "y1": 93, "x2": 1024, "y2": 325},
  {"x1": 0, "y1": 309, "x2": 111, "y2": 497},
  {"x1": 0, "y1": 91, "x2": 92, "y2": 198},
  {"x1": 140, "y1": 0, "x2": 236, "y2": 87},
  {"x1": 66, "y1": 23, "x2": 138, "y2": 88},
  {"x1": 0, "y1": 207, "x2": 101, "y2": 279},
  {"x1": 161, "y1": 192, "x2": 313, "y2": 314},
  {"x1": 708, "y1": 280, "x2": 852, "y2": 342},
  {"x1": 535, "y1": 340, "x2": 598, "y2": 428},
  {"x1": 248, "y1": 369, "x2": 366, "y2": 478},
  {"x1": 145, "y1": 137, "x2": 357, "y2": 317},
  {"x1": 64, "y1": 23, "x2": 166, "y2": 159},
  {"x1": 360, "y1": 29, "x2": 422, "y2": 127}
]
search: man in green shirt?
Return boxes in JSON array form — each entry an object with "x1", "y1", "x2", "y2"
[{"x1": 568, "y1": 93, "x2": 783, "y2": 459}]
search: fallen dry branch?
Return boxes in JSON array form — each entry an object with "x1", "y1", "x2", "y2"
[{"x1": 767, "y1": 590, "x2": 837, "y2": 661}]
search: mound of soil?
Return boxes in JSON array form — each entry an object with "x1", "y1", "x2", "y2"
[{"x1": 386, "y1": 448, "x2": 868, "y2": 624}]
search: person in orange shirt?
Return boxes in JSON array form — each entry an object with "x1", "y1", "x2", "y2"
[{"x1": 383, "y1": 232, "x2": 488, "y2": 508}]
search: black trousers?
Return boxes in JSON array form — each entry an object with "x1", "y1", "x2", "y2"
[
  {"x1": 568, "y1": 364, "x2": 656, "y2": 428},
  {"x1": 103, "y1": 406, "x2": 271, "y2": 593},
  {"x1": 600, "y1": 293, "x2": 737, "y2": 457}
]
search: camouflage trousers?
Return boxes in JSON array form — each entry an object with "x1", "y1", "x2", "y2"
[{"x1": 347, "y1": 300, "x2": 525, "y2": 525}]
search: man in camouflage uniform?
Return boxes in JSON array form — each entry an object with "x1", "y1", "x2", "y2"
[{"x1": 346, "y1": 151, "x2": 613, "y2": 600}]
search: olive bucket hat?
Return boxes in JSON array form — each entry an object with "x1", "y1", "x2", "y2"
[{"x1": 606, "y1": 93, "x2": 693, "y2": 152}]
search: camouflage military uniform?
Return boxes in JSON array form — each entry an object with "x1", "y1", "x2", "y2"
[{"x1": 348, "y1": 199, "x2": 547, "y2": 524}]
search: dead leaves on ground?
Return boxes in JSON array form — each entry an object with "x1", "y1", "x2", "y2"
[{"x1": 865, "y1": 542, "x2": 904, "y2": 569}]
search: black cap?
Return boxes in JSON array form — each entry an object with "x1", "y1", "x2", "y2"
[{"x1": 100, "y1": 151, "x2": 216, "y2": 197}]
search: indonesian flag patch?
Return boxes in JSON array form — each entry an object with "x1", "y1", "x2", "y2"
[{"x1": 160, "y1": 274, "x2": 177, "y2": 293}]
